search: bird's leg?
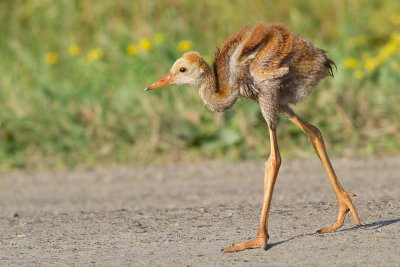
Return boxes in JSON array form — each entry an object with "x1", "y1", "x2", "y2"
[
  {"x1": 223, "y1": 127, "x2": 280, "y2": 252},
  {"x1": 287, "y1": 113, "x2": 361, "y2": 233}
]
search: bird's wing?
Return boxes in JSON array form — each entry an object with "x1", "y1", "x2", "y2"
[
  {"x1": 224, "y1": 24, "x2": 294, "y2": 92},
  {"x1": 213, "y1": 24, "x2": 294, "y2": 98},
  {"x1": 237, "y1": 24, "x2": 270, "y2": 64},
  {"x1": 247, "y1": 25, "x2": 294, "y2": 83}
]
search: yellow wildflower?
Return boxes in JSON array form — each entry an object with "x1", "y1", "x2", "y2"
[
  {"x1": 354, "y1": 70, "x2": 364, "y2": 80},
  {"x1": 378, "y1": 40, "x2": 398, "y2": 62},
  {"x1": 344, "y1": 58, "x2": 359, "y2": 68},
  {"x1": 364, "y1": 57, "x2": 379, "y2": 72},
  {"x1": 391, "y1": 13, "x2": 400, "y2": 25},
  {"x1": 45, "y1": 52, "x2": 58, "y2": 65},
  {"x1": 87, "y1": 48, "x2": 103, "y2": 61},
  {"x1": 178, "y1": 40, "x2": 192, "y2": 52},
  {"x1": 154, "y1": 33, "x2": 164, "y2": 43},
  {"x1": 139, "y1": 38, "x2": 152, "y2": 51},
  {"x1": 68, "y1": 45, "x2": 80, "y2": 56},
  {"x1": 127, "y1": 44, "x2": 138, "y2": 55},
  {"x1": 385, "y1": 40, "x2": 398, "y2": 53}
]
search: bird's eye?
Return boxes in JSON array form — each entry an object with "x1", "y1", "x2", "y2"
[{"x1": 180, "y1": 67, "x2": 187, "y2": 73}]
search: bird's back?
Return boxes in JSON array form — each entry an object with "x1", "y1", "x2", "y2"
[{"x1": 213, "y1": 24, "x2": 335, "y2": 105}]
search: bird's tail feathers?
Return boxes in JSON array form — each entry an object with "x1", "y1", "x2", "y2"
[{"x1": 325, "y1": 58, "x2": 336, "y2": 77}]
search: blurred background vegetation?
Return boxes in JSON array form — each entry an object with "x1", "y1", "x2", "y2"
[{"x1": 0, "y1": 0, "x2": 399, "y2": 171}]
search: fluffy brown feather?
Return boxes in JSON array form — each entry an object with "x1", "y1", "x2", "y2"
[{"x1": 213, "y1": 25, "x2": 248, "y2": 93}]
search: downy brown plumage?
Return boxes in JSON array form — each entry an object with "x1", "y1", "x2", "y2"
[
  {"x1": 147, "y1": 24, "x2": 335, "y2": 129},
  {"x1": 145, "y1": 24, "x2": 359, "y2": 253}
]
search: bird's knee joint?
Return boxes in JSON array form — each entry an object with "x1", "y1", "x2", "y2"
[
  {"x1": 307, "y1": 126, "x2": 324, "y2": 144},
  {"x1": 265, "y1": 156, "x2": 281, "y2": 169}
]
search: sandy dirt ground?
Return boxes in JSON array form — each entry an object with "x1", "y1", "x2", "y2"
[{"x1": 0, "y1": 157, "x2": 399, "y2": 266}]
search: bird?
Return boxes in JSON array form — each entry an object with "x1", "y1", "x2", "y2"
[{"x1": 145, "y1": 24, "x2": 361, "y2": 253}]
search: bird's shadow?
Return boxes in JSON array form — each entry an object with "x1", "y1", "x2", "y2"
[
  {"x1": 267, "y1": 217, "x2": 400, "y2": 250},
  {"x1": 340, "y1": 217, "x2": 400, "y2": 232}
]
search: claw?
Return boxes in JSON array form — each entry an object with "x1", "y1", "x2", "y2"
[
  {"x1": 318, "y1": 191, "x2": 361, "y2": 233},
  {"x1": 346, "y1": 192, "x2": 356, "y2": 197},
  {"x1": 222, "y1": 236, "x2": 268, "y2": 253}
]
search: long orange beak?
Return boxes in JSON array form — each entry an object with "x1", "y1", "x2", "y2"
[{"x1": 144, "y1": 73, "x2": 174, "y2": 91}]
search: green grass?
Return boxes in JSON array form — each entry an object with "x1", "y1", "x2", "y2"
[{"x1": 0, "y1": 0, "x2": 399, "y2": 171}]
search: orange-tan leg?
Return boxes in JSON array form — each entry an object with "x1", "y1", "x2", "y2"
[
  {"x1": 223, "y1": 127, "x2": 281, "y2": 252},
  {"x1": 288, "y1": 113, "x2": 361, "y2": 233}
]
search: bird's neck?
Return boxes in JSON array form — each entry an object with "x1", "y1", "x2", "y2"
[{"x1": 198, "y1": 61, "x2": 239, "y2": 112}]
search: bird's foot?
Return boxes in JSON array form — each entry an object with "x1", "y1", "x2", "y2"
[
  {"x1": 317, "y1": 191, "x2": 361, "y2": 233},
  {"x1": 222, "y1": 234, "x2": 268, "y2": 253}
]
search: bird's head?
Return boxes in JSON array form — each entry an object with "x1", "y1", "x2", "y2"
[{"x1": 145, "y1": 51, "x2": 206, "y2": 91}]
